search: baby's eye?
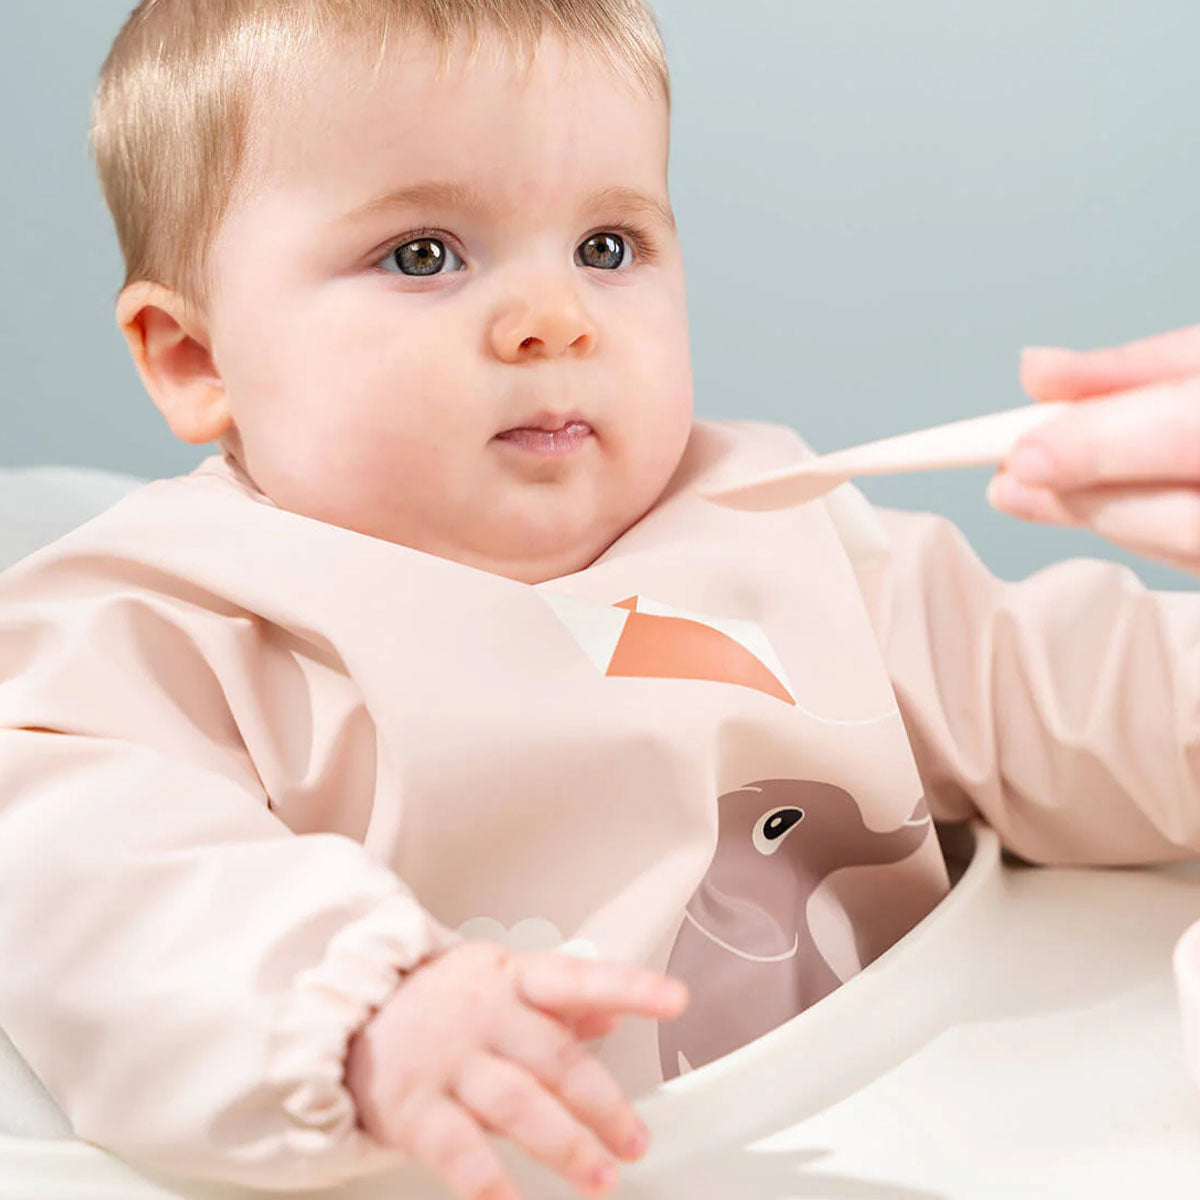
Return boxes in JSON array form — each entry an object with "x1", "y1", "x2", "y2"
[
  {"x1": 379, "y1": 236, "x2": 465, "y2": 277},
  {"x1": 376, "y1": 228, "x2": 648, "y2": 277},
  {"x1": 577, "y1": 232, "x2": 631, "y2": 271}
]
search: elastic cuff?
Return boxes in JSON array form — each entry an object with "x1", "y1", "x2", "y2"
[{"x1": 265, "y1": 893, "x2": 460, "y2": 1175}]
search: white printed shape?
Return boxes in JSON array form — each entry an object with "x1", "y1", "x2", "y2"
[
  {"x1": 457, "y1": 916, "x2": 598, "y2": 960},
  {"x1": 541, "y1": 592, "x2": 631, "y2": 674},
  {"x1": 559, "y1": 938, "x2": 601, "y2": 960}
]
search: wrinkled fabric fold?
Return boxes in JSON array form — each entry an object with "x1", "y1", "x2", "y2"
[
  {"x1": 268, "y1": 892, "x2": 460, "y2": 1159},
  {"x1": 856, "y1": 506, "x2": 1200, "y2": 863},
  {"x1": 0, "y1": 727, "x2": 455, "y2": 1188}
]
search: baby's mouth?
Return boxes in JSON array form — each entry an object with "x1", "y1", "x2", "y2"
[{"x1": 494, "y1": 416, "x2": 595, "y2": 456}]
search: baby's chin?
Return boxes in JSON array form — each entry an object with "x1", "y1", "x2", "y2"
[
  {"x1": 463, "y1": 484, "x2": 667, "y2": 582},
  {"x1": 431, "y1": 479, "x2": 601, "y2": 570},
  {"x1": 298, "y1": 446, "x2": 677, "y2": 581},
  {"x1": 463, "y1": 514, "x2": 631, "y2": 584},
  {"x1": 302, "y1": 497, "x2": 612, "y2": 582}
]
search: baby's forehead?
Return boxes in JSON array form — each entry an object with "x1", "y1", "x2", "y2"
[
  {"x1": 250, "y1": 28, "x2": 648, "y2": 135},
  {"x1": 235, "y1": 31, "x2": 668, "y2": 211}
]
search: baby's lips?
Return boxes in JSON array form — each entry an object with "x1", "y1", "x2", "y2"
[{"x1": 1172, "y1": 917, "x2": 1200, "y2": 1091}]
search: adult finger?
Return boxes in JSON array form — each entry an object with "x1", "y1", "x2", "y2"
[
  {"x1": 403, "y1": 1095, "x2": 523, "y2": 1200},
  {"x1": 516, "y1": 953, "x2": 689, "y2": 1022},
  {"x1": 454, "y1": 1052, "x2": 619, "y2": 1197},
  {"x1": 988, "y1": 474, "x2": 1200, "y2": 575},
  {"x1": 1004, "y1": 380, "x2": 1200, "y2": 491},
  {"x1": 1021, "y1": 324, "x2": 1200, "y2": 402},
  {"x1": 489, "y1": 1004, "x2": 649, "y2": 1162}
]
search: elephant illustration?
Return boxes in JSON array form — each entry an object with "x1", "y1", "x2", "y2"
[{"x1": 658, "y1": 779, "x2": 930, "y2": 1079}]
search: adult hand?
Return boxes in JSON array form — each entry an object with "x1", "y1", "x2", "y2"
[{"x1": 987, "y1": 324, "x2": 1200, "y2": 575}]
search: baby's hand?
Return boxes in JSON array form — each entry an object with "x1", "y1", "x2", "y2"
[{"x1": 343, "y1": 941, "x2": 689, "y2": 1200}]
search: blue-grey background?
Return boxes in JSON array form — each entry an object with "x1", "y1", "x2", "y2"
[{"x1": 1, "y1": 0, "x2": 1196, "y2": 589}]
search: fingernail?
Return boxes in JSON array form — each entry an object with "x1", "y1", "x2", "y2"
[
  {"x1": 987, "y1": 474, "x2": 1031, "y2": 514},
  {"x1": 1007, "y1": 443, "x2": 1058, "y2": 485}
]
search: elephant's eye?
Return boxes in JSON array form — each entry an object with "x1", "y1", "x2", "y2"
[{"x1": 753, "y1": 807, "x2": 804, "y2": 856}]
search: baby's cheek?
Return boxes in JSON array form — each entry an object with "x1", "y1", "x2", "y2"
[
  {"x1": 651, "y1": 327, "x2": 695, "y2": 419},
  {"x1": 650, "y1": 359, "x2": 696, "y2": 451}
]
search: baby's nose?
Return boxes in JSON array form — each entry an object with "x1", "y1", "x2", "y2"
[{"x1": 491, "y1": 294, "x2": 596, "y2": 362}]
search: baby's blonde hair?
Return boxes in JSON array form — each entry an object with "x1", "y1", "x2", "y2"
[{"x1": 90, "y1": 0, "x2": 671, "y2": 319}]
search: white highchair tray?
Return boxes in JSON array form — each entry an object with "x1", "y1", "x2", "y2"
[{"x1": 4, "y1": 821, "x2": 1199, "y2": 1199}]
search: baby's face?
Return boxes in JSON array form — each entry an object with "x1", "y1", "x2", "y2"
[{"x1": 205, "y1": 30, "x2": 693, "y2": 583}]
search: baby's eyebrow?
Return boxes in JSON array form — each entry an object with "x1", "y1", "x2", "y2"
[{"x1": 334, "y1": 180, "x2": 676, "y2": 232}]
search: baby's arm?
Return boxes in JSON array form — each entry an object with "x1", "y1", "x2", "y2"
[
  {"x1": 0, "y1": 557, "x2": 461, "y2": 1189},
  {"x1": 851, "y1": 503, "x2": 1200, "y2": 863}
]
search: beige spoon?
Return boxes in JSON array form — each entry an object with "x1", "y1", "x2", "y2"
[{"x1": 702, "y1": 401, "x2": 1075, "y2": 511}]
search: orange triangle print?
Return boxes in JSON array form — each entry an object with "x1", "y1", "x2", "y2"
[{"x1": 607, "y1": 609, "x2": 795, "y2": 705}]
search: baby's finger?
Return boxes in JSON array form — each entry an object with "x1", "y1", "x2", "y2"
[
  {"x1": 490, "y1": 1005, "x2": 649, "y2": 1162},
  {"x1": 404, "y1": 1095, "x2": 523, "y2": 1200},
  {"x1": 1021, "y1": 325, "x2": 1200, "y2": 402},
  {"x1": 517, "y1": 953, "x2": 689, "y2": 1021},
  {"x1": 569, "y1": 1012, "x2": 622, "y2": 1041},
  {"x1": 454, "y1": 1052, "x2": 619, "y2": 1197},
  {"x1": 988, "y1": 474, "x2": 1200, "y2": 575},
  {"x1": 1005, "y1": 381, "x2": 1200, "y2": 492}
]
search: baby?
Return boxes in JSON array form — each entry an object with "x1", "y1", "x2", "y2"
[{"x1": 1, "y1": 1, "x2": 1198, "y2": 1199}]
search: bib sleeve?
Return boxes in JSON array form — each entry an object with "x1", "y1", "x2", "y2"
[
  {"x1": 850, "y1": 504, "x2": 1200, "y2": 864},
  {"x1": 0, "y1": 551, "x2": 458, "y2": 1189}
]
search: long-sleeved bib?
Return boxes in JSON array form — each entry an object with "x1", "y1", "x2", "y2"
[{"x1": 1, "y1": 419, "x2": 1197, "y2": 1190}]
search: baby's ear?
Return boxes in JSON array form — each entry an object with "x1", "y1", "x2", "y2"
[{"x1": 115, "y1": 282, "x2": 232, "y2": 445}]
